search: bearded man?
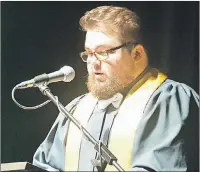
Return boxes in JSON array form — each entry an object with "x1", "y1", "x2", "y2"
[{"x1": 33, "y1": 5, "x2": 199, "y2": 172}]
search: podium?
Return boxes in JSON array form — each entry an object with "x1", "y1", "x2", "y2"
[{"x1": 1, "y1": 162, "x2": 48, "y2": 171}]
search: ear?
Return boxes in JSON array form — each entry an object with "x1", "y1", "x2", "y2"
[{"x1": 131, "y1": 44, "x2": 146, "y2": 62}]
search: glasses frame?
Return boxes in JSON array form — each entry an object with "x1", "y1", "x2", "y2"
[{"x1": 80, "y1": 41, "x2": 136, "y2": 62}]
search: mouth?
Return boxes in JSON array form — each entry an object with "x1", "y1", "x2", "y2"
[
  {"x1": 94, "y1": 72, "x2": 103, "y2": 75},
  {"x1": 93, "y1": 72, "x2": 105, "y2": 81}
]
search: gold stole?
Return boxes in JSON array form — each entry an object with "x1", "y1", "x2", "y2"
[{"x1": 64, "y1": 68, "x2": 167, "y2": 171}]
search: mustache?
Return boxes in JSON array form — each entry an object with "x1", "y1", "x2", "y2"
[{"x1": 87, "y1": 72, "x2": 124, "y2": 88}]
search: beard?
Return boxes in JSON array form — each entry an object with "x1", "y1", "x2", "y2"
[{"x1": 86, "y1": 73, "x2": 125, "y2": 100}]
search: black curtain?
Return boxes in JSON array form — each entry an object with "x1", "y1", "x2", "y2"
[{"x1": 2, "y1": 1, "x2": 199, "y2": 163}]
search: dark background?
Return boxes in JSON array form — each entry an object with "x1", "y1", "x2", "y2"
[{"x1": 2, "y1": 2, "x2": 199, "y2": 163}]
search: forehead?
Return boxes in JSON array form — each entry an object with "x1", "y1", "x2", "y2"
[{"x1": 85, "y1": 31, "x2": 120, "y2": 49}]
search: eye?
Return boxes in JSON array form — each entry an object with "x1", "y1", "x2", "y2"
[
  {"x1": 106, "y1": 49, "x2": 116, "y2": 54},
  {"x1": 97, "y1": 51, "x2": 107, "y2": 56}
]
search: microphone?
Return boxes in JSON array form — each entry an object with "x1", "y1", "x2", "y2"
[{"x1": 17, "y1": 66, "x2": 75, "y2": 88}]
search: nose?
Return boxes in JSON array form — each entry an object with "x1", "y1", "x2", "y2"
[{"x1": 87, "y1": 54, "x2": 101, "y2": 71}]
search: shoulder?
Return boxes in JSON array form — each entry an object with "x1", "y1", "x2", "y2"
[
  {"x1": 65, "y1": 93, "x2": 88, "y2": 110},
  {"x1": 144, "y1": 79, "x2": 199, "y2": 120},
  {"x1": 149, "y1": 79, "x2": 199, "y2": 104},
  {"x1": 156, "y1": 79, "x2": 198, "y2": 97},
  {"x1": 56, "y1": 93, "x2": 89, "y2": 122}
]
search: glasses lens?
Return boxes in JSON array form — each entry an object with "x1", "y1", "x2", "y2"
[
  {"x1": 95, "y1": 52, "x2": 108, "y2": 60},
  {"x1": 80, "y1": 52, "x2": 88, "y2": 62},
  {"x1": 80, "y1": 51, "x2": 108, "y2": 62}
]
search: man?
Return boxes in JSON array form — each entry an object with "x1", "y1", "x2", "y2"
[{"x1": 33, "y1": 6, "x2": 199, "y2": 171}]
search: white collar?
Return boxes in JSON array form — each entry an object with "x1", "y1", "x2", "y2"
[{"x1": 97, "y1": 93, "x2": 124, "y2": 110}]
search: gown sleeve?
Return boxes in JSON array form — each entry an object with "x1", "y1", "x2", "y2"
[{"x1": 129, "y1": 79, "x2": 199, "y2": 171}]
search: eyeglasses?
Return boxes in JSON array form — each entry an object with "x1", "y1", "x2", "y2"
[{"x1": 80, "y1": 42, "x2": 136, "y2": 62}]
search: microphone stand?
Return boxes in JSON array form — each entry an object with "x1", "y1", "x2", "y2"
[{"x1": 37, "y1": 84, "x2": 125, "y2": 172}]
